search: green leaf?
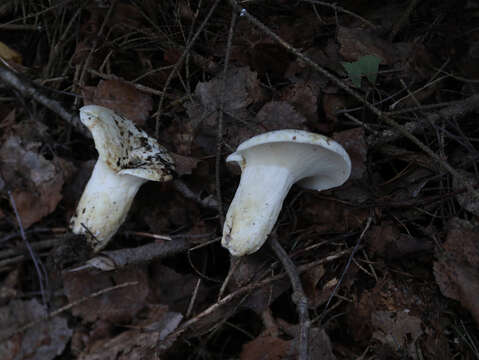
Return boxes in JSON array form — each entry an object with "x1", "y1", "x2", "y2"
[
  {"x1": 341, "y1": 55, "x2": 382, "y2": 88},
  {"x1": 341, "y1": 61, "x2": 363, "y2": 87}
]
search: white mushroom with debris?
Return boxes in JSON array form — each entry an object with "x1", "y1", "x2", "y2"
[
  {"x1": 70, "y1": 105, "x2": 175, "y2": 252},
  {"x1": 222, "y1": 129, "x2": 351, "y2": 256}
]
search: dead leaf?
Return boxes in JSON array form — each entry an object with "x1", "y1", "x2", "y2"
[
  {"x1": 371, "y1": 310, "x2": 423, "y2": 358},
  {"x1": 150, "y1": 263, "x2": 207, "y2": 314},
  {"x1": 248, "y1": 43, "x2": 294, "y2": 78},
  {"x1": 78, "y1": 305, "x2": 182, "y2": 360},
  {"x1": 337, "y1": 27, "x2": 398, "y2": 64},
  {"x1": 83, "y1": 79, "x2": 153, "y2": 126},
  {"x1": 185, "y1": 66, "x2": 273, "y2": 153},
  {"x1": 228, "y1": 250, "x2": 290, "y2": 315},
  {"x1": 0, "y1": 268, "x2": 20, "y2": 305},
  {"x1": 63, "y1": 267, "x2": 149, "y2": 323},
  {"x1": 108, "y1": 3, "x2": 143, "y2": 34},
  {"x1": 366, "y1": 222, "x2": 433, "y2": 259},
  {"x1": 322, "y1": 94, "x2": 347, "y2": 127},
  {"x1": 255, "y1": 101, "x2": 306, "y2": 131},
  {"x1": 453, "y1": 170, "x2": 479, "y2": 216},
  {"x1": 274, "y1": 320, "x2": 337, "y2": 360},
  {"x1": 186, "y1": 66, "x2": 262, "y2": 123},
  {"x1": 0, "y1": 136, "x2": 67, "y2": 228},
  {"x1": 333, "y1": 127, "x2": 368, "y2": 181},
  {"x1": 0, "y1": 299, "x2": 72, "y2": 360},
  {"x1": 434, "y1": 219, "x2": 479, "y2": 324},
  {"x1": 170, "y1": 153, "x2": 200, "y2": 176},
  {"x1": 302, "y1": 197, "x2": 368, "y2": 234},
  {"x1": 347, "y1": 274, "x2": 431, "y2": 343},
  {"x1": 240, "y1": 334, "x2": 292, "y2": 360},
  {"x1": 280, "y1": 82, "x2": 318, "y2": 122}
]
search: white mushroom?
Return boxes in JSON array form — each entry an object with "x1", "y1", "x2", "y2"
[
  {"x1": 70, "y1": 105, "x2": 175, "y2": 252},
  {"x1": 222, "y1": 129, "x2": 351, "y2": 256}
]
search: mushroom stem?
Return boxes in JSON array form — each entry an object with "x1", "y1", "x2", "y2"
[
  {"x1": 70, "y1": 160, "x2": 146, "y2": 251},
  {"x1": 222, "y1": 163, "x2": 296, "y2": 256}
]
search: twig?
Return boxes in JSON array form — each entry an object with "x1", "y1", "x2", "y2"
[
  {"x1": 389, "y1": 0, "x2": 419, "y2": 41},
  {"x1": 218, "y1": 256, "x2": 242, "y2": 301},
  {"x1": 173, "y1": 179, "x2": 219, "y2": 209},
  {"x1": 154, "y1": 0, "x2": 222, "y2": 137},
  {"x1": 0, "y1": 237, "x2": 66, "y2": 260},
  {"x1": 8, "y1": 192, "x2": 49, "y2": 308},
  {"x1": 370, "y1": 93, "x2": 479, "y2": 146},
  {"x1": 0, "y1": 281, "x2": 138, "y2": 343},
  {"x1": 0, "y1": 24, "x2": 42, "y2": 30},
  {"x1": 227, "y1": 1, "x2": 479, "y2": 199},
  {"x1": 71, "y1": 238, "x2": 193, "y2": 271},
  {"x1": 186, "y1": 278, "x2": 202, "y2": 318},
  {"x1": 87, "y1": 69, "x2": 164, "y2": 96},
  {"x1": 216, "y1": 9, "x2": 237, "y2": 226},
  {"x1": 319, "y1": 217, "x2": 372, "y2": 324},
  {"x1": 0, "y1": 227, "x2": 66, "y2": 245},
  {"x1": 270, "y1": 235, "x2": 310, "y2": 360},
  {"x1": 301, "y1": 0, "x2": 377, "y2": 29},
  {"x1": 0, "y1": 64, "x2": 87, "y2": 136},
  {"x1": 171, "y1": 248, "x2": 352, "y2": 339},
  {"x1": 76, "y1": 0, "x2": 117, "y2": 104}
]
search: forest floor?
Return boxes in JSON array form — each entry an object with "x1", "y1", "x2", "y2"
[{"x1": 0, "y1": 1, "x2": 479, "y2": 359}]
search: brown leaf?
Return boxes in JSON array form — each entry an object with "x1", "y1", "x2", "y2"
[
  {"x1": 280, "y1": 82, "x2": 318, "y2": 122},
  {"x1": 302, "y1": 197, "x2": 368, "y2": 234},
  {"x1": 0, "y1": 268, "x2": 20, "y2": 305},
  {"x1": 267, "y1": 321, "x2": 337, "y2": 360},
  {"x1": 187, "y1": 66, "x2": 263, "y2": 119},
  {"x1": 322, "y1": 94, "x2": 347, "y2": 126},
  {"x1": 185, "y1": 66, "x2": 265, "y2": 153},
  {"x1": 371, "y1": 310, "x2": 423, "y2": 358},
  {"x1": 453, "y1": 170, "x2": 479, "y2": 216},
  {"x1": 337, "y1": 26, "x2": 398, "y2": 64},
  {"x1": 108, "y1": 4, "x2": 143, "y2": 34},
  {"x1": 0, "y1": 299, "x2": 72, "y2": 360},
  {"x1": 433, "y1": 220, "x2": 479, "y2": 324},
  {"x1": 0, "y1": 136, "x2": 67, "y2": 228},
  {"x1": 83, "y1": 79, "x2": 153, "y2": 126},
  {"x1": 63, "y1": 267, "x2": 149, "y2": 323},
  {"x1": 77, "y1": 305, "x2": 182, "y2": 360},
  {"x1": 170, "y1": 153, "x2": 200, "y2": 176},
  {"x1": 240, "y1": 334, "x2": 293, "y2": 360},
  {"x1": 150, "y1": 263, "x2": 207, "y2": 314},
  {"x1": 229, "y1": 250, "x2": 290, "y2": 314},
  {"x1": 347, "y1": 275, "x2": 430, "y2": 343},
  {"x1": 255, "y1": 101, "x2": 306, "y2": 131},
  {"x1": 366, "y1": 222, "x2": 433, "y2": 259},
  {"x1": 333, "y1": 127, "x2": 368, "y2": 181}
]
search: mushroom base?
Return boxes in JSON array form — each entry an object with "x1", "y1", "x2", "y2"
[
  {"x1": 70, "y1": 160, "x2": 146, "y2": 252},
  {"x1": 222, "y1": 164, "x2": 294, "y2": 256}
]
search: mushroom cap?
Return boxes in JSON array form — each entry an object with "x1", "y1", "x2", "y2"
[
  {"x1": 80, "y1": 105, "x2": 175, "y2": 182},
  {"x1": 226, "y1": 129, "x2": 351, "y2": 191}
]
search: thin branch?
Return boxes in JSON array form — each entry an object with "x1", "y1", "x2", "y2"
[
  {"x1": 171, "y1": 248, "x2": 352, "y2": 339},
  {"x1": 270, "y1": 235, "x2": 310, "y2": 360},
  {"x1": 0, "y1": 281, "x2": 138, "y2": 343},
  {"x1": 173, "y1": 179, "x2": 219, "y2": 209},
  {"x1": 0, "y1": 64, "x2": 87, "y2": 136},
  {"x1": 216, "y1": 9, "x2": 238, "y2": 226},
  {"x1": 370, "y1": 93, "x2": 479, "y2": 146},
  {"x1": 301, "y1": 0, "x2": 377, "y2": 29},
  {"x1": 70, "y1": 238, "x2": 193, "y2": 271},
  {"x1": 8, "y1": 191, "x2": 49, "y2": 307},
  {"x1": 154, "y1": 0, "x2": 222, "y2": 137},
  {"x1": 319, "y1": 216, "x2": 372, "y2": 324}
]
